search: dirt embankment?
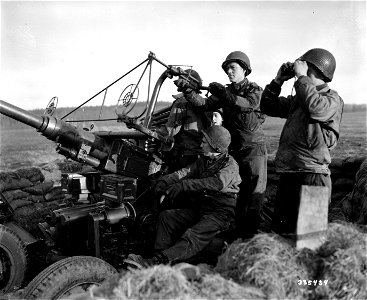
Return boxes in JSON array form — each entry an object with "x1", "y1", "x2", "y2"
[{"x1": 264, "y1": 155, "x2": 367, "y2": 225}]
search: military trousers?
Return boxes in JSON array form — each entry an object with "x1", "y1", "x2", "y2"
[
  {"x1": 231, "y1": 143, "x2": 267, "y2": 236},
  {"x1": 154, "y1": 207, "x2": 232, "y2": 263},
  {"x1": 271, "y1": 172, "x2": 332, "y2": 235}
]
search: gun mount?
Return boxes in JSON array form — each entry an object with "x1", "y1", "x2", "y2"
[{"x1": 0, "y1": 53, "x2": 216, "y2": 298}]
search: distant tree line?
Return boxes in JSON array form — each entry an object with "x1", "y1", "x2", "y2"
[
  {"x1": 342, "y1": 104, "x2": 367, "y2": 112},
  {"x1": 0, "y1": 101, "x2": 172, "y2": 129},
  {"x1": 0, "y1": 102, "x2": 365, "y2": 130}
]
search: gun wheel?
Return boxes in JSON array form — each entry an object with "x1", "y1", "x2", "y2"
[
  {"x1": 21, "y1": 256, "x2": 118, "y2": 300},
  {"x1": 0, "y1": 224, "x2": 29, "y2": 295}
]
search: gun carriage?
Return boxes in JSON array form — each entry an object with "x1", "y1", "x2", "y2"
[{"x1": 0, "y1": 53, "x2": 213, "y2": 299}]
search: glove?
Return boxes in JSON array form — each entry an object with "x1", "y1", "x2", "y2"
[
  {"x1": 209, "y1": 82, "x2": 235, "y2": 105},
  {"x1": 209, "y1": 82, "x2": 227, "y2": 98},
  {"x1": 275, "y1": 62, "x2": 295, "y2": 84},
  {"x1": 154, "y1": 180, "x2": 168, "y2": 194},
  {"x1": 174, "y1": 78, "x2": 193, "y2": 94},
  {"x1": 165, "y1": 182, "x2": 183, "y2": 200}
]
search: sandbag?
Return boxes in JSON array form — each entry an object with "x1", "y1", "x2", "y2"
[
  {"x1": 26, "y1": 194, "x2": 45, "y2": 203},
  {"x1": 10, "y1": 198, "x2": 34, "y2": 210},
  {"x1": 2, "y1": 190, "x2": 30, "y2": 203},
  {"x1": 45, "y1": 186, "x2": 63, "y2": 201},
  {"x1": 23, "y1": 181, "x2": 54, "y2": 195},
  {"x1": 14, "y1": 167, "x2": 45, "y2": 182},
  {"x1": 0, "y1": 174, "x2": 34, "y2": 192},
  {"x1": 44, "y1": 193, "x2": 65, "y2": 202}
]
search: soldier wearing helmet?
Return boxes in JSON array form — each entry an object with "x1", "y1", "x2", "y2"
[
  {"x1": 125, "y1": 125, "x2": 241, "y2": 267},
  {"x1": 211, "y1": 109, "x2": 224, "y2": 126},
  {"x1": 174, "y1": 50, "x2": 268, "y2": 239},
  {"x1": 157, "y1": 68, "x2": 211, "y2": 171},
  {"x1": 260, "y1": 48, "x2": 344, "y2": 235}
]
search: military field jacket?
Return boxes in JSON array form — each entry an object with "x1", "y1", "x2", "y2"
[
  {"x1": 260, "y1": 76, "x2": 344, "y2": 174},
  {"x1": 185, "y1": 79, "x2": 266, "y2": 151},
  {"x1": 159, "y1": 153, "x2": 241, "y2": 209},
  {"x1": 160, "y1": 93, "x2": 209, "y2": 155}
]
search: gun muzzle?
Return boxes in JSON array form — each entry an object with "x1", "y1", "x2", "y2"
[{"x1": 0, "y1": 100, "x2": 44, "y2": 129}]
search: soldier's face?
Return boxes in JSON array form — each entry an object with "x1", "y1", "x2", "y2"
[
  {"x1": 212, "y1": 112, "x2": 223, "y2": 126},
  {"x1": 225, "y1": 62, "x2": 245, "y2": 83}
]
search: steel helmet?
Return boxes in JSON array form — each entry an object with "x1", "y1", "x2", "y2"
[
  {"x1": 222, "y1": 51, "x2": 252, "y2": 76},
  {"x1": 202, "y1": 125, "x2": 231, "y2": 153},
  {"x1": 298, "y1": 48, "x2": 336, "y2": 82},
  {"x1": 182, "y1": 69, "x2": 202, "y2": 91}
]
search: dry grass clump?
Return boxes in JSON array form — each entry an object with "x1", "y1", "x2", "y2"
[
  {"x1": 295, "y1": 247, "x2": 321, "y2": 280},
  {"x1": 214, "y1": 234, "x2": 309, "y2": 300},
  {"x1": 313, "y1": 222, "x2": 367, "y2": 299},
  {"x1": 318, "y1": 222, "x2": 366, "y2": 256},
  {"x1": 195, "y1": 273, "x2": 266, "y2": 299},
  {"x1": 80, "y1": 263, "x2": 265, "y2": 300},
  {"x1": 109, "y1": 265, "x2": 194, "y2": 300}
]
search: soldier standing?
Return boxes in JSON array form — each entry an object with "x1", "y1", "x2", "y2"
[
  {"x1": 260, "y1": 48, "x2": 344, "y2": 235},
  {"x1": 175, "y1": 51, "x2": 267, "y2": 238}
]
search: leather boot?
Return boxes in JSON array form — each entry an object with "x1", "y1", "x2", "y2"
[{"x1": 124, "y1": 252, "x2": 169, "y2": 269}]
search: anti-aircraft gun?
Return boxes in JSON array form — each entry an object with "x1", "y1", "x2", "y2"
[{"x1": 0, "y1": 52, "x2": 208, "y2": 298}]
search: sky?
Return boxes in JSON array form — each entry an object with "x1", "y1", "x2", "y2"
[{"x1": 1, "y1": 0, "x2": 366, "y2": 111}]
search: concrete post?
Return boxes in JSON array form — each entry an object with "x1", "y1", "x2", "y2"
[{"x1": 296, "y1": 185, "x2": 329, "y2": 250}]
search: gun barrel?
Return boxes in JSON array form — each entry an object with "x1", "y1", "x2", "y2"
[
  {"x1": 0, "y1": 99, "x2": 110, "y2": 167},
  {"x1": 0, "y1": 100, "x2": 44, "y2": 129}
]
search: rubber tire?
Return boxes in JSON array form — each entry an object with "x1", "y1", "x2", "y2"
[
  {"x1": 0, "y1": 224, "x2": 28, "y2": 295},
  {"x1": 21, "y1": 256, "x2": 118, "y2": 300}
]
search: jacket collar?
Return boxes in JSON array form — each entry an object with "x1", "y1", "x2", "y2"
[
  {"x1": 203, "y1": 152, "x2": 228, "y2": 162},
  {"x1": 316, "y1": 83, "x2": 329, "y2": 92},
  {"x1": 230, "y1": 78, "x2": 249, "y2": 92}
]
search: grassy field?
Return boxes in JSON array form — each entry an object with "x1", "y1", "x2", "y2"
[
  {"x1": 263, "y1": 110, "x2": 367, "y2": 159},
  {"x1": 0, "y1": 110, "x2": 366, "y2": 172}
]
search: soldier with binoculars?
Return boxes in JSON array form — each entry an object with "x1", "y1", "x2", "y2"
[{"x1": 260, "y1": 48, "x2": 344, "y2": 235}]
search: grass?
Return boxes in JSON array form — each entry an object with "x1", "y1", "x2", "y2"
[{"x1": 263, "y1": 110, "x2": 367, "y2": 159}]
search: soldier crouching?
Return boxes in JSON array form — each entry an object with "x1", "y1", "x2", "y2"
[{"x1": 125, "y1": 125, "x2": 241, "y2": 267}]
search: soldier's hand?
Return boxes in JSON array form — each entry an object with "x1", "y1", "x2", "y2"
[
  {"x1": 166, "y1": 182, "x2": 183, "y2": 200},
  {"x1": 154, "y1": 180, "x2": 168, "y2": 194},
  {"x1": 209, "y1": 82, "x2": 235, "y2": 105},
  {"x1": 294, "y1": 60, "x2": 308, "y2": 78},
  {"x1": 209, "y1": 82, "x2": 226, "y2": 98},
  {"x1": 174, "y1": 79, "x2": 193, "y2": 94},
  {"x1": 275, "y1": 62, "x2": 295, "y2": 85}
]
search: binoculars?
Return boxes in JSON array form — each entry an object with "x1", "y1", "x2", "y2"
[{"x1": 281, "y1": 63, "x2": 295, "y2": 77}]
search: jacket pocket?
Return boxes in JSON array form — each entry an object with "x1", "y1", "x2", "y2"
[
  {"x1": 241, "y1": 112, "x2": 260, "y2": 132},
  {"x1": 306, "y1": 121, "x2": 323, "y2": 149},
  {"x1": 320, "y1": 125, "x2": 338, "y2": 150}
]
